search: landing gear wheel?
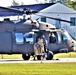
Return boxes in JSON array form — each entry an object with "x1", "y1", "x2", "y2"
[
  {"x1": 22, "y1": 54, "x2": 30, "y2": 60},
  {"x1": 46, "y1": 51, "x2": 53, "y2": 60}
]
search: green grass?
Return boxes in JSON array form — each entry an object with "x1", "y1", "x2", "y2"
[
  {"x1": 0, "y1": 54, "x2": 22, "y2": 59},
  {"x1": 0, "y1": 52, "x2": 76, "y2": 59},
  {"x1": 0, "y1": 52, "x2": 75, "y2": 59},
  {"x1": 0, "y1": 53, "x2": 76, "y2": 75},
  {"x1": 0, "y1": 63, "x2": 76, "y2": 75},
  {"x1": 54, "y1": 52, "x2": 76, "y2": 58}
]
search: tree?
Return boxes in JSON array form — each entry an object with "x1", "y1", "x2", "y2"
[
  {"x1": 67, "y1": 0, "x2": 76, "y2": 10},
  {"x1": 12, "y1": 0, "x2": 20, "y2": 6},
  {"x1": 71, "y1": 1, "x2": 76, "y2": 10},
  {"x1": 35, "y1": 0, "x2": 49, "y2": 4},
  {"x1": 21, "y1": 2, "x2": 24, "y2": 5}
]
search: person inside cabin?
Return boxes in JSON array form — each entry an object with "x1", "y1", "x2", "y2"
[{"x1": 49, "y1": 33, "x2": 56, "y2": 43}]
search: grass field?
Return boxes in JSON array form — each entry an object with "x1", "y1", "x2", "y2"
[
  {"x1": 0, "y1": 54, "x2": 22, "y2": 59},
  {"x1": 0, "y1": 52, "x2": 76, "y2": 59},
  {"x1": 54, "y1": 52, "x2": 76, "y2": 58},
  {"x1": 0, "y1": 63, "x2": 76, "y2": 75},
  {"x1": 0, "y1": 53, "x2": 76, "y2": 75}
]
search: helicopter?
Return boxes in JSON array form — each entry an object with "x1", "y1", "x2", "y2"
[{"x1": 0, "y1": 6, "x2": 75, "y2": 60}]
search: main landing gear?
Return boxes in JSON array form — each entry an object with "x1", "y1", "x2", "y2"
[
  {"x1": 22, "y1": 54, "x2": 30, "y2": 60},
  {"x1": 22, "y1": 51, "x2": 53, "y2": 60}
]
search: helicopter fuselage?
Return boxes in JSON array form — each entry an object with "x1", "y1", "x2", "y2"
[{"x1": 0, "y1": 19, "x2": 74, "y2": 60}]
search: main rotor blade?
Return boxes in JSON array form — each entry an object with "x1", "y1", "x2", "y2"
[
  {"x1": 0, "y1": 6, "x2": 38, "y2": 16},
  {"x1": 36, "y1": 14, "x2": 72, "y2": 23},
  {"x1": 8, "y1": 7, "x2": 38, "y2": 15},
  {"x1": 0, "y1": 6, "x2": 72, "y2": 23}
]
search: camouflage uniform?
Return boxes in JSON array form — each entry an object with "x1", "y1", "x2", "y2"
[{"x1": 34, "y1": 38, "x2": 44, "y2": 56}]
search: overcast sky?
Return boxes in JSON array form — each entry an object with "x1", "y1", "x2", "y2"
[
  {"x1": 0, "y1": 0, "x2": 75, "y2": 7},
  {"x1": 0, "y1": 0, "x2": 45, "y2": 7}
]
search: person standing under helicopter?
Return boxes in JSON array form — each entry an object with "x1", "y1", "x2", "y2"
[
  {"x1": 34, "y1": 34, "x2": 48, "y2": 60},
  {"x1": 34, "y1": 37, "x2": 45, "y2": 60},
  {"x1": 41, "y1": 35, "x2": 48, "y2": 52}
]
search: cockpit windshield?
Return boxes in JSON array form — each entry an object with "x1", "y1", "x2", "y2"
[{"x1": 63, "y1": 31, "x2": 71, "y2": 41}]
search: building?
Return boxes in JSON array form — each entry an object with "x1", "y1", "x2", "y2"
[{"x1": 31, "y1": 3, "x2": 76, "y2": 40}]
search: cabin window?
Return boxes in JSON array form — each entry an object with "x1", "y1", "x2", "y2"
[
  {"x1": 57, "y1": 32, "x2": 62, "y2": 43},
  {"x1": 24, "y1": 32, "x2": 34, "y2": 44},
  {"x1": 49, "y1": 32, "x2": 56, "y2": 43},
  {"x1": 41, "y1": 17, "x2": 46, "y2": 22},
  {"x1": 15, "y1": 33, "x2": 24, "y2": 44},
  {"x1": 70, "y1": 17, "x2": 76, "y2": 26}
]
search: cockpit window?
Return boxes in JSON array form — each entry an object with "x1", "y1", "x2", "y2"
[
  {"x1": 63, "y1": 31, "x2": 71, "y2": 41},
  {"x1": 15, "y1": 33, "x2": 24, "y2": 44}
]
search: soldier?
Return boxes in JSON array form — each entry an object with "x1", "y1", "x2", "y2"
[
  {"x1": 34, "y1": 37, "x2": 45, "y2": 60},
  {"x1": 41, "y1": 35, "x2": 48, "y2": 52},
  {"x1": 34, "y1": 35, "x2": 48, "y2": 60}
]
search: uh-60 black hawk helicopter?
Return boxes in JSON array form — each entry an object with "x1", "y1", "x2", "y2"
[{"x1": 0, "y1": 6, "x2": 75, "y2": 60}]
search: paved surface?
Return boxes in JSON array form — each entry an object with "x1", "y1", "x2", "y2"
[{"x1": 0, "y1": 58, "x2": 76, "y2": 64}]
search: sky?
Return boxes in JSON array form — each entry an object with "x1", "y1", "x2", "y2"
[
  {"x1": 0, "y1": 0, "x2": 37, "y2": 7},
  {"x1": 0, "y1": 0, "x2": 44, "y2": 7},
  {"x1": 0, "y1": 0, "x2": 75, "y2": 7}
]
